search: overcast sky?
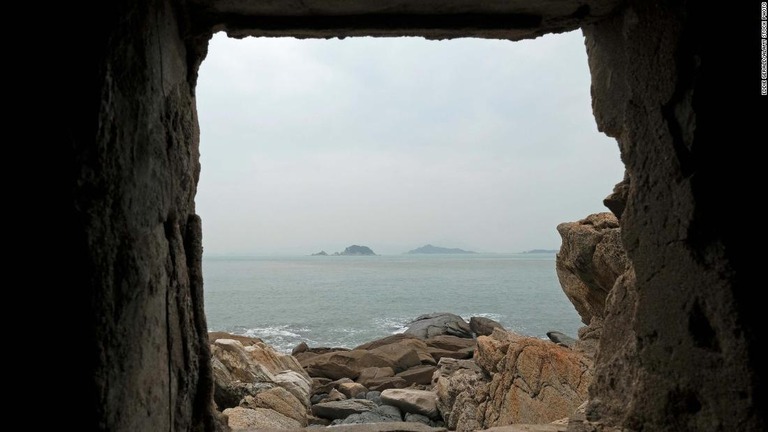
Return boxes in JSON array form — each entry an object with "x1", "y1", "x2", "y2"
[{"x1": 195, "y1": 30, "x2": 624, "y2": 256}]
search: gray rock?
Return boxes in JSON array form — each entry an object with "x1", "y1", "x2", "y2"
[
  {"x1": 404, "y1": 313, "x2": 473, "y2": 339},
  {"x1": 365, "y1": 391, "x2": 382, "y2": 405},
  {"x1": 546, "y1": 331, "x2": 577, "y2": 348},
  {"x1": 311, "y1": 399, "x2": 378, "y2": 420},
  {"x1": 405, "y1": 412, "x2": 433, "y2": 425},
  {"x1": 340, "y1": 404, "x2": 403, "y2": 424},
  {"x1": 292, "y1": 341, "x2": 309, "y2": 355},
  {"x1": 469, "y1": 316, "x2": 505, "y2": 336},
  {"x1": 375, "y1": 404, "x2": 403, "y2": 420}
]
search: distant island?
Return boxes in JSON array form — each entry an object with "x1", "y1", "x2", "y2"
[
  {"x1": 312, "y1": 245, "x2": 377, "y2": 256},
  {"x1": 406, "y1": 244, "x2": 477, "y2": 254},
  {"x1": 522, "y1": 249, "x2": 558, "y2": 254}
]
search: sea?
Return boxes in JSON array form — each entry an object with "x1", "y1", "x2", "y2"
[{"x1": 203, "y1": 253, "x2": 583, "y2": 353}]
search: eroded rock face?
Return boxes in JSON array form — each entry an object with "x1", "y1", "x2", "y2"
[
  {"x1": 435, "y1": 330, "x2": 591, "y2": 431},
  {"x1": 556, "y1": 212, "x2": 630, "y2": 326},
  {"x1": 435, "y1": 359, "x2": 489, "y2": 431},
  {"x1": 579, "y1": 1, "x2": 751, "y2": 429},
  {"x1": 478, "y1": 331, "x2": 592, "y2": 425}
]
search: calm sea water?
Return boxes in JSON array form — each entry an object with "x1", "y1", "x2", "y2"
[{"x1": 203, "y1": 253, "x2": 583, "y2": 353}]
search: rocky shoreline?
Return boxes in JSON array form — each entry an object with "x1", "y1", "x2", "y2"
[
  {"x1": 209, "y1": 212, "x2": 629, "y2": 431},
  {"x1": 210, "y1": 313, "x2": 593, "y2": 431}
]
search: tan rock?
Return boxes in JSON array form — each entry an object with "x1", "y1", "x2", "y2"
[
  {"x1": 211, "y1": 339, "x2": 276, "y2": 383},
  {"x1": 424, "y1": 335, "x2": 476, "y2": 351},
  {"x1": 321, "y1": 389, "x2": 347, "y2": 402},
  {"x1": 435, "y1": 360, "x2": 489, "y2": 431},
  {"x1": 357, "y1": 366, "x2": 395, "y2": 387},
  {"x1": 222, "y1": 406, "x2": 301, "y2": 430},
  {"x1": 273, "y1": 370, "x2": 312, "y2": 409},
  {"x1": 555, "y1": 212, "x2": 629, "y2": 325},
  {"x1": 427, "y1": 347, "x2": 473, "y2": 362},
  {"x1": 357, "y1": 335, "x2": 437, "y2": 366},
  {"x1": 208, "y1": 331, "x2": 263, "y2": 346},
  {"x1": 338, "y1": 381, "x2": 369, "y2": 399},
  {"x1": 241, "y1": 386, "x2": 308, "y2": 426},
  {"x1": 370, "y1": 344, "x2": 422, "y2": 372},
  {"x1": 381, "y1": 389, "x2": 440, "y2": 419},
  {"x1": 366, "y1": 376, "x2": 409, "y2": 392},
  {"x1": 396, "y1": 365, "x2": 438, "y2": 386},
  {"x1": 476, "y1": 330, "x2": 592, "y2": 425},
  {"x1": 246, "y1": 341, "x2": 309, "y2": 377},
  {"x1": 302, "y1": 350, "x2": 396, "y2": 380}
]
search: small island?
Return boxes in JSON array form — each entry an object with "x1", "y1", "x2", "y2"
[
  {"x1": 406, "y1": 244, "x2": 477, "y2": 254},
  {"x1": 312, "y1": 245, "x2": 377, "y2": 256},
  {"x1": 522, "y1": 249, "x2": 558, "y2": 254}
]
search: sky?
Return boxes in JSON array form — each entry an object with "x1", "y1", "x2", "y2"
[{"x1": 195, "y1": 30, "x2": 625, "y2": 256}]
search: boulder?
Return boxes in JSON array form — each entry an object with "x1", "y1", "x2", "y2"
[
  {"x1": 427, "y1": 347, "x2": 474, "y2": 362},
  {"x1": 405, "y1": 313, "x2": 473, "y2": 339},
  {"x1": 208, "y1": 331, "x2": 263, "y2": 346},
  {"x1": 301, "y1": 350, "x2": 397, "y2": 380},
  {"x1": 320, "y1": 389, "x2": 347, "y2": 402},
  {"x1": 338, "y1": 382, "x2": 369, "y2": 399},
  {"x1": 355, "y1": 334, "x2": 423, "y2": 350},
  {"x1": 273, "y1": 370, "x2": 312, "y2": 409},
  {"x1": 366, "y1": 376, "x2": 409, "y2": 392},
  {"x1": 370, "y1": 344, "x2": 422, "y2": 372},
  {"x1": 555, "y1": 212, "x2": 629, "y2": 325},
  {"x1": 240, "y1": 386, "x2": 308, "y2": 426},
  {"x1": 357, "y1": 335, "x2": 437, "y2": 365},
  {"x1": 435, "y1": 359, "x2": 489, "y2": 431},
  {"x1": 357, "y1": 367, "x2": 395, "y2": 387},
  {"x1": 211, "y1": 339, "x2": 276, "y2": 383},
  {"x1": 222, "y1": 406, "x2": 301, "y2": 430},
  {"x1": 340, "y1": 405, "x2": 403, "y2": 424},
  {"x1": 246, "y1": 341, "x2": 309, "y2": 377},
  {"x1": 469, "y1": 316, "x2": 505, "y2": 336},
  {"x1": 424, "y1": 335, "x2": 476, "y2": 351},
  {"x1": 546, "y1": 331, "x2": 577, "y2": 348},
  {"x1": 405, "y1": 412, "x2": 433, "y2": 425},
  {"x1": 436, "y1": 357, "x2": 484, "y2": 376},
  {"x1": 292, "y1": 341, "x2": 309, "y2": 355},
  {"x1": 396, "y1": 365, "x2": 438, "y2": 386},
  {"x1": 211, "y1": 355, "x2": 243, "y2": 409},
  {"x1": 311, "y1": 399, "x2": 378, "y2": 420},
  {"x1": 381, "y1": 389, "x2": 440, "y2": 419},
  {"x1": 475, "y1": 330, "x2": 592, "y2": 425}
]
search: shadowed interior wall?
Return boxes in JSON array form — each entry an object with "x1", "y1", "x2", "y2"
[
  {"x1": 71, "y1": 0, "x2": 754, "y2": 430},
  {"x1": 71, "y1": 0, "x2": 216, "y2": 429},
  {"x1": 582, "y1": 1, "x2": 756, "y2": 429}
]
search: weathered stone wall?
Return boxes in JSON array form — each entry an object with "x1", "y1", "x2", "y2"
[
  {"x1": 582, "y1": 0, "x2": 756, "y2": 429},
  {"x1": 70, "y1": 0, "x2": 219, "y2": 430}
]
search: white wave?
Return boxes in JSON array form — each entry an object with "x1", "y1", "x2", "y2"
[
  {"x1": 461, "y1": 312, "x2": 504, "y2": 322},
  {"x1": 243, "y1": 325, "x2": 304, "y2": 339},
  {"x1": 373, "y1": 316, "x2": 410, "y2": 334}
]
